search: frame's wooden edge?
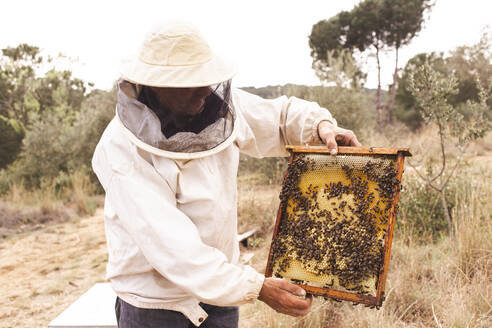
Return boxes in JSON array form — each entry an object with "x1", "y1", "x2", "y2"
[
  {"x1": 286, "y1": 145, "x2": 412, "y2": 157},
  {"x1": 375, "y1": 152, "x2": 406, "y2": 305},
  {"x1": 299, "y1": 284, "x2": 378, "y2": 306},
  {"x1": 264, "y1": 153, "x2": 295, "y2": 278},
  {"x1": 264, "y1": 202, "x2": 283, "y2": 278}
]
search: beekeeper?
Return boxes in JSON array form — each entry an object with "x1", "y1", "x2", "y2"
[{"x1": 92, "y1": 20, "x2": 360, "y2": 328}]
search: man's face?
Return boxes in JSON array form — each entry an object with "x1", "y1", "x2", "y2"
[{"x1": 151, "y1": 86, "x2": 212, "y2": 117}]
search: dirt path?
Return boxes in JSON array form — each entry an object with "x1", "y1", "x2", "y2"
[{"x1": 0, "y1": 209, "x2": 107, "y2": 328}]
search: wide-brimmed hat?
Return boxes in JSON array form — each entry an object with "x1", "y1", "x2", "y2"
[{"x1": 120, "y1": 20, "x2": 237, "y2": 88}]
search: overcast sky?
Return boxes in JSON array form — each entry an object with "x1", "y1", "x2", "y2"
[{"x1": 1, "y1": 0, "x2": 490, "y2": 90}]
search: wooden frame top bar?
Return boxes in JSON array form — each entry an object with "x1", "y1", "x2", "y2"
[{"x1": 286, "y1": 145, "x2": 412, "y2": 157}]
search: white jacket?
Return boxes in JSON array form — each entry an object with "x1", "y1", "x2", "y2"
[{"x1": 91, "y1": 82, "x2": 336, "y2": 326}]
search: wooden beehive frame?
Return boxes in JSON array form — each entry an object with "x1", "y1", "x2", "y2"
[{"x1": 265, "y1": 146, "x2": 411, "y2": 307}]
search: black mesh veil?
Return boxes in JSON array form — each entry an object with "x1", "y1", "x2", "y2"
[{"x1": 116, "y1": 79, "x2": 236, "y2": 154}]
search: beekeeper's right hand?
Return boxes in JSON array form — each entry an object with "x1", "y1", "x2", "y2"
[{"x1": 258, "y1": 277, "x2": 312, "y2": 317}]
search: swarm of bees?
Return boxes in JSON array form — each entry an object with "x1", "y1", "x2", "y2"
[{"x1": 271, "y1": 153, "x2": 400, "y2": 297}]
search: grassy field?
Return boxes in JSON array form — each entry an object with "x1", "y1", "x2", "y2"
[{"x1": 1, "y1": 131, "x2": 491, "y2": 328}]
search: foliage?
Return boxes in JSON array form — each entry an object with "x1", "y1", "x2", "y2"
[
  {"x1": 0, "y1": 169, "x2": 12, "y2": 195},
  {"x1": 0, "y1": 116, "x2": 24, "y2": 169},
  {"x1": 396, "y1": 31, "x2": 492, "y2": 130},
  {"x1": 14, "y1": 110, "x2": 72, "y2": 182},
  {"x1": 32, "y1": 68, "x2": 87, "y2": 122},
  {"x1": 398, "y1": 173, "x2": 455, "y2": 240},
  {"x1": 0, "y1": 44, "x2": 42, "y2": 127},
  {"x1": 447, "y1": 31, "x2": 492, "y2": 107},
  {"x1": 309, "y1": 15, "x2": 367, "y2": 89},
  {"x1": 409, "y1": 65, "x2": 490, "y2": 145},
  {"x1": 309, "y1": 0, "x2": 432, "y2": 129},
  {"x1": 407, "y1": 63, "x2": 491, "y2": 236},
  {"x1": 394, "y1": 52, "x2": 447, "y2": 129},
  {"x1": 69, "y1": 88, "x2": 116, "y2": 171},
  {"x1": 7, "y1": 88, "x2": 115, "y2": 187},
  {"x1": 311, "y1": 48, "x2": 367, "y2": 89},
  {"x1": 303, "y1": 86, "x2": 376, "y2": 134},
  {"x1": 0, "y1": 43, "x2": 89, "y2": 168}
]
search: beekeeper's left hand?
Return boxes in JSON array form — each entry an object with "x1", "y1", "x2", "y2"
[{"x1": 318, "y1": 121, "x2": 361, "y2": 155}]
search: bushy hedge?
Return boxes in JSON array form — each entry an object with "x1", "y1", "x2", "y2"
[
  {"x1": 0, "y1": 117, "x2": 24, "y2": 169},
  {"x1": 396, "y1": 166, "x2": 480, "y2": 241},
  {"x1": 3, "y1": 88, "x2": 115, "y2": 190},
  {"x1": 397, "y1": 173, "x2": 452, "y2": 240}
]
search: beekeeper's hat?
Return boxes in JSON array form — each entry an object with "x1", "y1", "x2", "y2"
[{"x1": 120, "y1": 20, "x2": 237, "y2": 87}]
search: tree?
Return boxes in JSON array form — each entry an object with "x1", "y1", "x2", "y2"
[
  {"x1": 0, "y1": 44, "x2": 87, "y2": 127},
  {"x1": 0, "y1": 43, "x2": 89, "y2": 167},
  {"x1": 309, "y1": 15, "x2": 367, "y2": 89},
  {"x1": 11, "y1": 87, "x2": 116, "y2": 185},
  {"x1": 407, "y1": 63, "x2": 491, "y2": 236},
  {"x1": 32, "y1": 68, "x2": 87, "y2": 123},
  {"x1": 446, "y1": 31, "x2": 492, "y2": 111},
  {"x1": 312, "y1": 48, "x2": 367, "y2": 89},
  {"x1": 395, "y1": 52, "x2": 447, "y2": 129},
  {"x1": 396, "y1": 31, "x2": 492, "y2": 129},
  {"x1": 309, "y1": 0, "x2": 432, "y2": 131},
  {"x1": 380, "y1": 0, "x2": 433, "y2": 125},
  {"x1": 0, "y1": 44, "x2": 42, "y2": 128}
]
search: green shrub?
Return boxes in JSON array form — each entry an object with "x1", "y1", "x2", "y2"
[
  {"x1": 278, "y1": 85, "x2": 376, "y2": 135},
  {"x1": 0, "y1": 117, "x2": 24, "y2": 169},
  {"x1": 303, "y1": 86, "x2": 376, "y2": 135},
  {"x1": 397, "y1": 173, "x2": 451, "y2": 241},
  {"x1": 7, "y1": 88, "x2": 115, "y2": 188},
  {"x1": 14, "y1": 110, "x2": 72, "y2": 184},
  {"x1": 69, "y1": 88, "x2": 116, "y2": 171},
  {"x1": 397, "y1": 166, "x2": 477, "y2": 242}
]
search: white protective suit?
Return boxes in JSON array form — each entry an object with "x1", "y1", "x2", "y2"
[{"x1": 92, "y1": 81, "x2": 336, "y2": 326}]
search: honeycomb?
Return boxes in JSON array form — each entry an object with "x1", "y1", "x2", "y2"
[{"x1": 270, "y1": 152, "x2": 400, "y2": 297}]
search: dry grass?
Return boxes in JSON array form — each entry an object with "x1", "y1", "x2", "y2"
[
  {"x1": 240, "y1": 226, "x2": 491, "y2": 327},
  {"x1": 237, "y1": 130, "x2": 492, "y2": 328},
  {"x1": 1, "y1": 174, "x2": 490, "y2": 327},
  {"x1": 237, "y1": 175, "x2": 281, "y2": 236},
  {"x1": 0, "y1": 209, "x2": 107, "y2": 328},
  {"x1": 1, "y1": 169, "x2": 100, "y2": 215},
  {"x1": 0, "y1": 129, "x2": 491, "y2": 327},
  {"x1": 68, "y1": 170, "x2": 99, "y2": 216},
  {"x1": 0, "y1": 170, "x2": 102, "y2": 238},
  {"x1": 0, "y1": 202, "x2": 70, "y2": 237},
  {"x1": 4, "y1": 178, "x2": 60, "y2": 208}
]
